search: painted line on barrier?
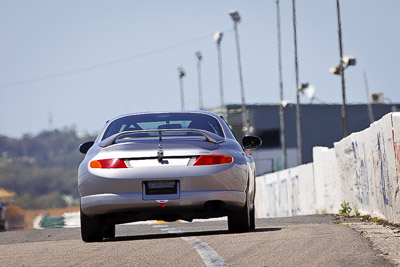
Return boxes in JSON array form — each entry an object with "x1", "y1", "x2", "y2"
[{"x1": 157, "y1": 226, "x2": 226, "y2": 267}]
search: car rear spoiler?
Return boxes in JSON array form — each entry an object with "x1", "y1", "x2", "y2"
[{"x1": 99, "y1": 129, "x2": 224, "y2": 147}]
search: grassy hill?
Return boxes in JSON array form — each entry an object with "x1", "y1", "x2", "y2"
[{"x1": 0, "y1": 128, "x2": 96, "y2": 209}]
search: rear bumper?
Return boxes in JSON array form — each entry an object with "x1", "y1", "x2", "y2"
[
  {"x1": 81, "y1": 190, "x2": 245, "y2": 216},
  {"x1": 78, "y1": 163, "x2": 248, "y2": 198}
]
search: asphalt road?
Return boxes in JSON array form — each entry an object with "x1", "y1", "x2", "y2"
[{"x1": 0, "y1": 215, "x2": 393, "y2": 266}]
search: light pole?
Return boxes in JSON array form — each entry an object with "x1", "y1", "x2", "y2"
[
  {"x1": 292, "y1": 0, "x2": 302, "y2": 165},
  {"x1": 229, "y1": 10, "x2": 249, "y2": 135},
  {"x1": 214, "y1": 31, "x2": 225, "y2": 111},
  {"x1": 363, "y1": 70, "x2": 374, "y2": 124},
  {"x1": 335, "y1": 0, "x2": 348, "y2": 137},
  {"x1": 275, "y1": 0, "x2": 287, "y2": 169},
  {"x1": 177, "y1": 66, "x2": 185, "y2": 110},
  {"x1": 329, "y1": 54, "x2": 356, "y2": 136},
  {"x1": 195, "y1": 51, "x2": 204, "y2": 110}
]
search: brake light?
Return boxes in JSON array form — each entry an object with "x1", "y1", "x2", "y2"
[
  {"x1": 193, "y1": 155, "x2": 233, "y2": 166},
  {"x1": 90, "y1": 159, "x2": 127, "y2": 168}
]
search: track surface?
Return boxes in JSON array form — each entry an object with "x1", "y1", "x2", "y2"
[{"x1": 0, "y1": 215, "x2": 392, "y2": 266}]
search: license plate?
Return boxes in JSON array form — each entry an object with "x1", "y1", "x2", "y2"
[
  {"x1": 147, "y1": 181, "x2": 176, "y2": 189},
  {"x1": 144, "y1": 180, "x2": 179, "y2": 196}
]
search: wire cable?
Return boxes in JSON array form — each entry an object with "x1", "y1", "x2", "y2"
[{"x1": 0, "y1": 28, "x2": 233, "y2": 89}]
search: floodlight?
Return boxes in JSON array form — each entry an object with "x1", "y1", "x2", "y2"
[
  {"x1": 229, "y1": 10, "x2": 241, "y2": 23},
  {"x1": 298, "y1": 83, "x2": 315, "y2": 99},
  {"x1": 281, "y1": 100, "x2": 293, "y2": 109},
  {"x1": 304, "y1": 84, "x2": 315, "y2": 99},
  {"x1": 329, "y1": 65, "x2": 342, "y2": 75},
  {"x1": 229, "y1": 8, "x2": 247, "y2": 134},
  {"x1": 195, "y1": 51, "x2": 203, "y2": 61},
  {"x1": 342, "y1": 56, "x2": 356, "y2": 66},
  {"x1": 213, "y1": 31, "x2": 223, "y2": 44},
  {"x1": 298, "y1": 83, "x2": 309, "y2": 91},
  {"x1": 177, "y1": 66, "x2": 185, "y2": 78},
  {"x1": 330, "y1": 56, "x2": 356, "y2": 76},
  {"x1": 371, "y1": 92, "x2": 384, "y2": 103}
]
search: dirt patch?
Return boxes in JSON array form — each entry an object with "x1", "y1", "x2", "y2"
[{"x1": 5, "y1": 205, "x2": 79, "y2": 230}]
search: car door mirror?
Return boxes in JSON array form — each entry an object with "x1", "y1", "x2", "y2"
[
  {"x1": 79, "y1": 141, "x2": 95, "y2": 154},
  {"x1": 242, "y1": 135, "x2": 262, "y2": 149}
]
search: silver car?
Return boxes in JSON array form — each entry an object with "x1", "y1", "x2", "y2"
[{"x1": 78, "y1": 111, "x2": 261, "y2": 242}]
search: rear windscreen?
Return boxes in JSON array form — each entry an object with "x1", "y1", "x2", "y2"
[{"x1": 102, "y1": 113, "x2": 224, "y2": 140}]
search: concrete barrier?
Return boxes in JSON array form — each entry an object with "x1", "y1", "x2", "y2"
[
  {"x1": 255, "y1": 112, "x2": 400, "y2": 224},
  {"x1": 256, "y1": 163, "x2": 315, "y2": 218},
  {"x1": 334, "y1": 126, "x2": 374, "y2": 217},
  {"x1": 313, "y1": 146, "x2": 341, "y2": 214},
  {"x1": 392, "y1": 113, "x2": 400, "y2": 222}
]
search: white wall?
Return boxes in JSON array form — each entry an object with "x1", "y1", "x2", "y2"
[
  {"x1": 255, "y1": 112, "x2": 400, "y2": 224},
  {"x1": 392, "y1": 113, "x2": 400, "y2": 222},
  {"x1": 313, "y1": 146, "x2": 341, "y2": 214},
  {"x1": 255, "y1": 163, "x2": 315, "y2": 218}
]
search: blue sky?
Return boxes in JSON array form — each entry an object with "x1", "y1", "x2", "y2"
[{"x1": 1, "y1": 0, "x2": 399, "y2": 137}]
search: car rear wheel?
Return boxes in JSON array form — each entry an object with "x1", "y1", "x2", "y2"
[
  {"x1": 80, "y1": 206, "x2": 103, "y2": 242},
  {"x1": 102, "y1": 223, "x2": 115, "y2": 239},
  {"x1": 250, "y1": 206, "x2": 256, "y2": 230},
  {"x1": 228, "y1": 199, "x2": 251, "y2": 233}
]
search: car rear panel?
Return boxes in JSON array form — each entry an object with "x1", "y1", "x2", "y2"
[
  {"x1": 79, "y1": 163, "x2": 246, "y2": 194},
  {"x1": 81, "y1": 190, "x2": 246, "y2": 216},
  {"x1": 78, "y1": 137, "x2": 249, "y2": 216}
]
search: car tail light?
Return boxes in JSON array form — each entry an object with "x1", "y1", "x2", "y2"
[
  {"x1": 193, "y1": 155, "x2": 233, "y2": 166},
  {"x1": 90, "y1": 159, "x2": 127, "y2": 169}
]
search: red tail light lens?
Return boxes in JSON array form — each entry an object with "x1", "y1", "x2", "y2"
[
  {"x1": 90, "y1": 159, "x2": 127, "y2": 169},
  {"x1": 193, "y1": 155, "x2": 233, "y2": 166}
]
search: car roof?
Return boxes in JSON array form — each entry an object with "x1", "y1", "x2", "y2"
[
  {"x1": 107, "y1": 110, "x2": 223, "y2": 122},
  {"x1": 95, "y1": 110, "x2": 236, "y2": 142}
]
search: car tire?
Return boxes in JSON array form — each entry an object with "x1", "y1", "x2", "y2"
[
  {"x1": 80, "y1": 206, "x2": 103, "y2": 242},
  {"x1": 250, "y1": 206, "x2": 256, "y2": 230},
  {"x1": 251, "y1": 175, "x2": 256, "y2": 230},
  {"x1": 228, "y1": 199, "x2": 250, "y2": 233},
  {"x1": 102, "y1": 223, "x2": 115, "y2": 239}
]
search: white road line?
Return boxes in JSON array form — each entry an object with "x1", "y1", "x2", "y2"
[
  {"x1": 152, "y1": 224, "x2": 169, "y2": 228},
  {"x1": 157, "y1": 226, "x2": 226, "y2": 267}
]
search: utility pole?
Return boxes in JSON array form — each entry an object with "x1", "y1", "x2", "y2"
[
  {"x1": 276, "y1": 0, "x2": 287, "y2": 169},
  {"x1": 195, "y1": 51, "x2": 204, "y2": 110},
  {"x1": 177, "y1": 66, "x2": 185, "y2": 110},
  {"x1": 336, "y1": 0, "x2": 348, "y2": 137},
  {"x1": 363, "y1": 70, "x2": 374, "y2": 124},
  {"x1": 229, "y1": 10, "x2": 249, "y2": 135},
  {"x1": 214, "y1": 31, "x2": 225, "y2": 110},
  {"x1": 292, "y1": 0, "x2": 302, "y2": 165}
]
